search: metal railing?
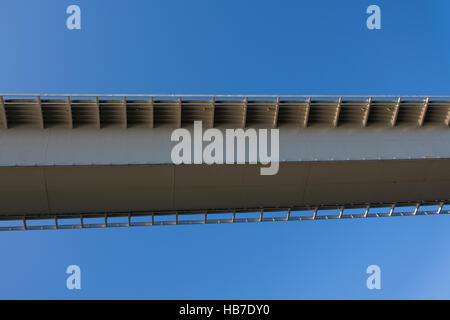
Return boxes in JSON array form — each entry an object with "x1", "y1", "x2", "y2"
[
  {"x1": 3, "y1": 94, "x2": 450, "y2": 98},
  {"x1": 1, "y1": 201, "x2": 448, "y2": 232}
]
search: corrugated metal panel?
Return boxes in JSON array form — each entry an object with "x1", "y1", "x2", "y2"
[
  {"x1": 277, "y1": 99, "x2": 309, "y2": 127},
  {"x1": 1, "y1": 96, "x2": 449, "y2": 129},
  {"x1": 181, "y1": 100, "x2": 214, "y2": 128},
  {"x1": 307, "y1": 100, "x2": 339, "y2": 127},
  {"x1": 396, "y1": 100, "x2": 424, "y2": 126},
  {"x1": 424, "y1": 100, "x2": 450, "y2": 126},
  {"x1": 245, "y1": 100, "x2": 277, "y2": 128},
  {"x1": 70, "y1": 98, "x2": 100, "y2": 128},
  {"x1": 153, "y1": 99, "x2": 181, "y2": 128},
  {"x1": 0, "y1": 96, "x2": 7, "y2": 129},
  {"x1": 41, "y1": 99, "x2": 72, "y2": 128},
  {"x1": 366, "y1": 100, "x2": 398, "y2": 127},
  {"x1": 99, "y1": 99, "x2": 126, "y2": 128},
  {"x1": 213, "y1": 99, "x2": 246, "y2": 128},
  {"x1": 338, "y1": 100, "x2": 367, "y2": 127},
  {"x1": 126, "y1": 98, "x2": 153, "y2": 128},
  {"x1": 4, "y1": 99, "x2": 43, "y2": 128}
]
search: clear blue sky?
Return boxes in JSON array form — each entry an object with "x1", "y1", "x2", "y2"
[{"x1": 1, "y1": 0, "x2": 450, "y2": 299}]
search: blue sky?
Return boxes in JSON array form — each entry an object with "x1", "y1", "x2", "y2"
[{"x1": 1, "y1": 0, "x2": 450, "y2": 299}]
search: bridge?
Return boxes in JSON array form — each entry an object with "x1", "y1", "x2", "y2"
[{"x1": 0, "y1": 94, "x2": 449, "y2": 231}]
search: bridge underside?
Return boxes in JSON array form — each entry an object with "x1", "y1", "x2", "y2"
[
  {"x1": 1, "y1": 159, "x2": 449, "y2": 221},
  {"x1": 1, "y1": 95, "x2": 450, "y2": 230}
]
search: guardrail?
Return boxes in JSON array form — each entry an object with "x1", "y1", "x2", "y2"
[{"x1": 1, "y1": 201, "x2": 448, "y2": 231}]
